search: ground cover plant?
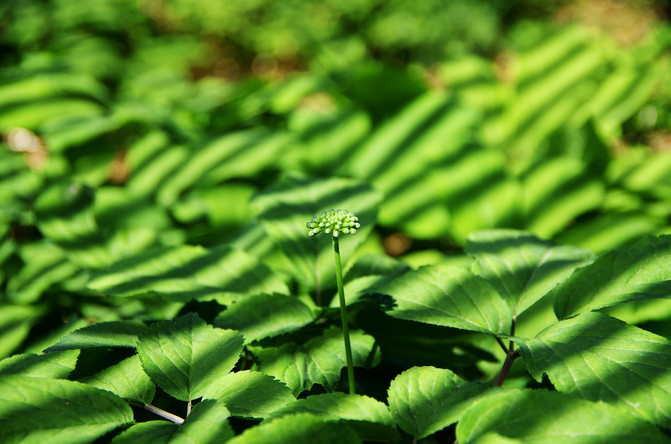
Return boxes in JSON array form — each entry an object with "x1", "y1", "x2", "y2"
[{"x1": 2, "y1": 0, "x2": 671, "y2": 442}]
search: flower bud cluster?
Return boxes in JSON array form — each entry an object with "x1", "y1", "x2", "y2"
[{"x1": 307, "y1": 209, "x2": 360, "y2": 237}]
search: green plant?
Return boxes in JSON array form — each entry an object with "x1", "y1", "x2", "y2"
[
  {"x1": 307, "y1": 209, "x2": 361, "y2": 394},
  {"x1": 3, "y1": 1, "x2": 671, "y2": 442},
  {"x1": 4, "y1": 229, "x2": 671, "y2": 442}
]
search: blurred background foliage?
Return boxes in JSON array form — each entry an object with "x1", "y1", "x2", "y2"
[{"x1": 1, "y1": 0, "x2": 671, "y2": 355}]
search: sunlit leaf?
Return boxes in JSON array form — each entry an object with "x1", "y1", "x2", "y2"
[
  {"x1": 137, "y1": 313, "x2": 244, "y2": 401},
  {"x1": 202, "y1": 370, "x2": 295, "y2": 418},
  {"x1": 171, "y1": 400, "x2": 234, "y2": 443},
  {"x1": 553, "y1": 235, "x2": 671, "y2": 319},
  {"x1": 0, "y1": 304, "x2": 45, "y2": 358},
  {"x1": 0, "y1": 375, "x2": 133, "y2": 444},
  {"x1": 456, "y1": 389, "x2": 668, "y2": 443},
  {"x1": 466, "y1": 229, "x2": 594, "y2": 317},
  {"x1": 214, "y1": 293, "x2": 314, "y2": 344},
  {"x1": 45, "y1": 321, "x2": 147, "y2": 351},
  {"x1": 271, "y1": 392, "x2": 399, "y2": 443},
  {"x1": 6, "y1": 242, "x2": 79, "y2": 304},
  {"x1": 377, "y1": 264, "x2": 512, "y2": 334},
  {"x1": 227, "y1": 413, "x2": 361, "y2": 444},
  {"x1": 516, "y1": 312, "x2": 671, "y2": 428},
  {"x1": 0, "y1": 350, "x2": 79, "y2": 379},
  {"x1": 387, "y1": 366, "x2": 491, "y2": 439},
  {"x1": 88, "y1": 244, "x2": 288, "y2": 300},
  {"x1": 521, "y1": 157, "x2": 605, "y2": 238},
  {"x1": 251, "y1": 327, "x2": 379, "y2": 395},
  {"x1": 111, "y1": 421, "x2": 177, "y2": 444},
  {"x1": 113, "y1": 401, "x2": 233, "y2": 444},
  {"x1": 82, "y1": 354, "x2": 155, "y2": 404}
]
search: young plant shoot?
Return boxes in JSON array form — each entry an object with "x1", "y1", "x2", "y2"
[{"x1": 307, "y1": 209, "x2": 360, "y2": 395}]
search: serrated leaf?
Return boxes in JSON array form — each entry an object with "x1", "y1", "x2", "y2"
[
  {"x1": 271, "y1": 392, "x2": 399, "y2": 443},
  {"x1": 82, "y1": 354, "x2": 155, "y2": 404},
  {"x1": 172, "y1": 400, "x2": 234, "y2": 443},
  {"x1": 515, "y1": 312, "x2": 671, "y2": 428},
  {"x1": 227, "y1": 413, "x2": 361, "y2": 444},
  {"x1": 553, "y1": 235, "x2": 671, "y2": 319},
  {"x1": 387, "y1": 366, "x2": 491, "y2": 439},
  {"x1": 377, "y1": 264, "x2": 512, "y2": 334},
  {"x1": 214, "y1": 294, "x2": 314, "y2": 344},
  {"x1": 466, "y1": 229, "x2": 594, "y2": 317},
  {"x1": 252, "y1": 174, "x2": 382, "y2": 293},
  {"x1": 88, "y1": 244, "x2": 288, "y2": 299},
  {"x1": 252, "y1": 327, "x2": 378, "y2": 395},
  {"x1": 0, "y1": 350, "x2": 79, "y2": 378},
  {"x1": 111, "y1": 421, "x2": 177, "y2": 444},
  {"x1": 456, "y1": 389, "x2": 668, "y2": 443},
  {"x1": 45, "y1": 321, "x2": 147, "y2": 351},
  {"x1": 137, "y1": 313, "x2": 244, "y2": 401},
  {"x1": 0, "y1": 375, "x2": 133, "y2": 444},
  {"x1": 202, "y1": 370, "x2": 294, "y2": 418}
]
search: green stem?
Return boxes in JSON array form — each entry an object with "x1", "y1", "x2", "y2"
[{"x1": 333, "y1": 235, "x2": 355, "y2": 395}]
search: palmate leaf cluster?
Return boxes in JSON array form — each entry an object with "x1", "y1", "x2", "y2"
[{"x1": 2, "y1": 0, "x2": 671, "y2": 442}]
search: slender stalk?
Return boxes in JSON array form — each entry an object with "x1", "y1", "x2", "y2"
[
  {"x1": 333, "y1": 235, "x2": 356, "y2": 395},
  {"x1": 494, "y1": 348, "x2": 516, "y2": 386},
  {"x1": 143, "y1": 404, "x2": 184, "y2": 424},
  {"x1": 495, "y1": 336, "x2": 509, "y2": 354},
  {"x1": 495, "y1": 317, "x2": 519, "y2": 387},
  {"x1": 187, "y1": 399, "x2": 192, "y2": 417}
]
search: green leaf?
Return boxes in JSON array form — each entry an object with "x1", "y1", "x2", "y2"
[
  {"x1": 33, "y1": 181, "x2": 115, "y2": 269},
  {"x1": 553, "y1": 235, "x2": 671, "y2": 319},
  {"x1": 0, "y1": 350, "x2": 79, "y2": 379},
  {"x1": 157, "y1": 129, "x2": 292, "y2": 206},
  {"x1": 111, "y1": 421, "x2": 177, "y2": 444},
  {"x1": 377, "y1": 264, "x2": 512, "y2": 334},
  {"x1": 331, "y1": 254, "x2": 411, "y2": 307},
  {"x1": 6, "y1": 242, "x2": 78, "y2": 304},
  {"x1": 0, "y1": 375, "x2": 133, "y2": 444},
  {"x1": 344, "y1": 254, "x2": 410, "y2": 282},
  {"x1": 0, "y1": 73, "x2": 108, "y2": 108},
  {"x1": 113, "y1": 402, "x2": 234, "y2": 444},
  {"x1": 516, "y1": 312, "x2": 671, "y2": 428},
  {"x1": 82, "y1": 354, "x2": 155, "y2": 404},
  {"x1": 88, "y1": 244, "x2": 288, "y2": 300},
  {"x1": 227, "y1": 413, "x2": 361, "y2": 444},
  {"x1": 521, "y1": 157, "x2": 605, "y2": 238},
  {"x1": 45, "y1": 321, "x2": 147, "y2": 351},
  {"x1": 387, "y1": 366, "x2": 491, "y2": 439},
  {"x1": 252, "y1": 174, "x2": 382, "y2": 293},
  {"x1": 556, "y1": 211, "x2": 663, "y2": 254},
  {"x1": 271, "y1": 392, "x2": 399, "y2": 443},
  {"x1": 340, "y1": 91, "x2": 519, "y2": 241},
  {"x1": 214, "y1": 294, "x2": 314, "y2": 344},
  {"x1": 172, "y1": 400, "x2": 234, "y2": 443},
  {"x1": 456, "y1": 389, "x2": 668, "y2": 443},
  {"x1": 0, "y1": 304, "x2": 45, "y2": 358},
  {"x1": 202, "y1": 370, "x2": 295, "y2": 419},
  {"x1": 466, "y1": 229, "x2": 594, "y2": 317},
  {"x1": 252, "y1": 327, "x2": 379, "y2": 395},
  {"x1": 0, "y1": 98, "x2": 104, "y2": 132},
  {"x1": 137, "y1": 313, "x2": 244, "y2": 401}
]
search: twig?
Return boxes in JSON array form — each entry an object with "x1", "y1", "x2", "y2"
[{"x1": 143, "y1": 404, "x2": 184, "y2": 424}]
